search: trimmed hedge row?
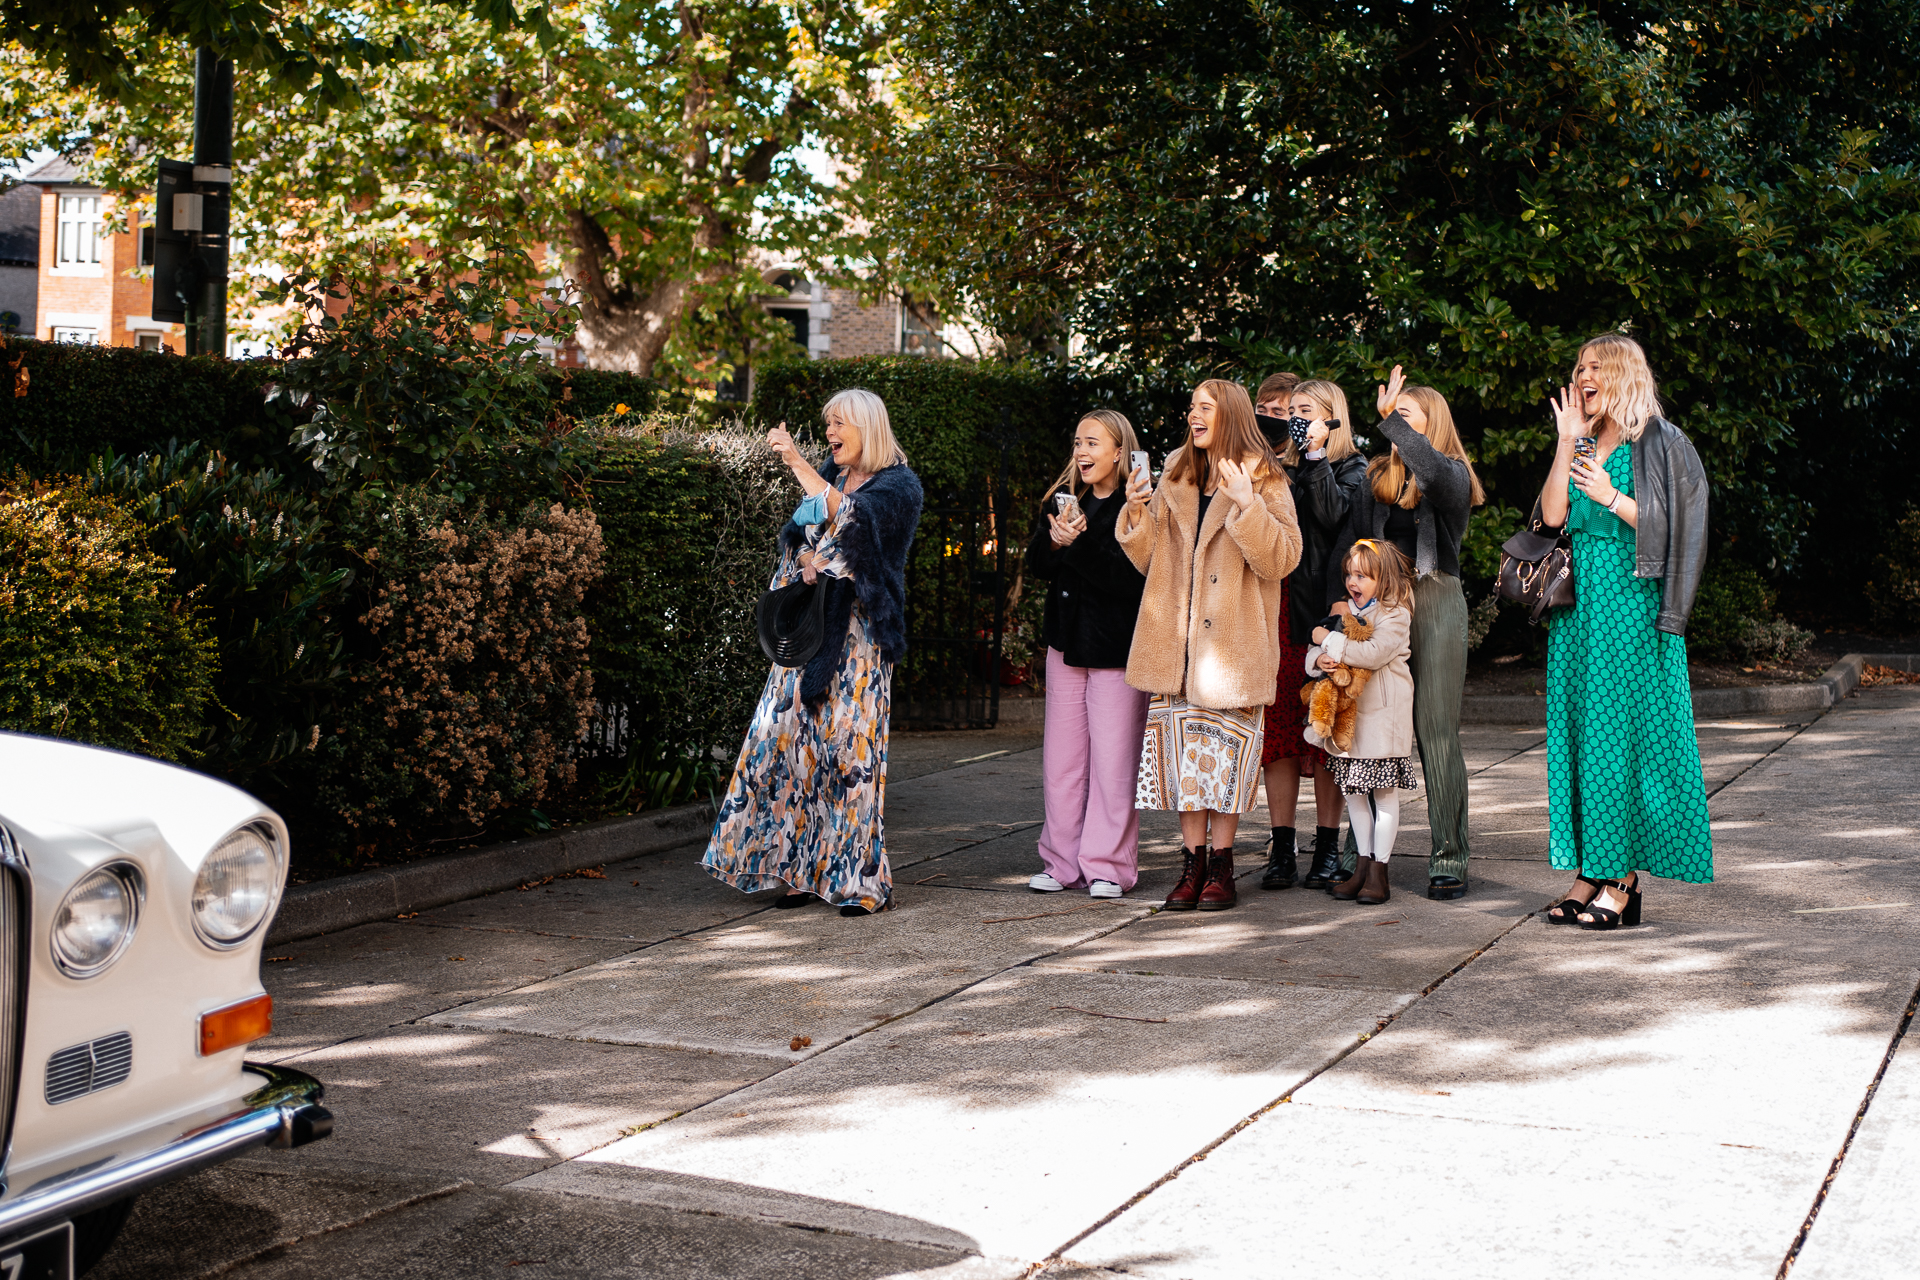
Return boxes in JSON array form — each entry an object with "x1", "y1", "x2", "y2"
[{"x1": 0, "y1": 337, "x2": 661, "y2": 471}]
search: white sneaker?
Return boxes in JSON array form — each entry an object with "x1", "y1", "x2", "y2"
[
  {"x1": 1089, "y1": 880, "x2": 1123, "y2": 899},
  {"x1": 1029, "y1": 873, "x2": 1065, "y2": 893}
]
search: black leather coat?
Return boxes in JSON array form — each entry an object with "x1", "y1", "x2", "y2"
[
  {"x1": 1285, "y1": 451, "x2": 1368, "y2": 644},
  {"x1": 1024, "y1": 491, "x2": 1147, "y2": 670}
]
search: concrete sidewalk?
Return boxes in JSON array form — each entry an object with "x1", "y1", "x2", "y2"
[{"x1": 96, "y1": 688, "x2": 1920, "y2": 1278}]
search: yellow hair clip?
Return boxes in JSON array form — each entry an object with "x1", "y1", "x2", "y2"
[{"x1": 1353, "y1": 538, "x2": 1380, "y2": 552}]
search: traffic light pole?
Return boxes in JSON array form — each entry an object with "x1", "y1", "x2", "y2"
[{"x1": 189, "y1": 50, "x2": 232, "y2": 356}]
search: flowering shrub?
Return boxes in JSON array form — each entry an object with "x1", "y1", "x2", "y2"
[
  {"x1": 0, "y1": 477, "x2": 216, "y2": 761},
  {"x1": 316, "y1": 491, "x2": 605, "y2": 849}
]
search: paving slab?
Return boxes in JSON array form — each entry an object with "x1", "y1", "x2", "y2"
[
  {"x1": 1037, "y1": 859, "x2": 1551, "y2": 993},
  {"x1": 407, "y1": 848, "x2": 783, "y2": 940},
  {"x1": 566, "y1": 968, "x2": 1411, "y2": 1260},
  {"x1": 1295, "y1": 916, "x2": 1916, "y2": 1157},
  {"x1": 274, "y1": 1026, "x2": 776, "y2": 1185},
  {"x1": 212, "y1": 1183, "x2": 1003, "y2": 1280},
  {"x1": 882, "y1": 750, "x2": 1048, "y2": 865},
  {"x1": 904, "y1": 817, "x2": 1191, "y2": 897},
  {"x1": 422, "y1": 884, "x2": 1151, "y2": 1060},
  {"x1": 1064, "y1": 1102, "x2": 1816, "y2": 1279},
  {"x1": 890, "y1": 726, "x2": 1046, "y2": 781},
  {"x1": 1792, "y1": 1015, "x2": 1920, "y2": 1279},
  {"x1": 258, "y1": 922, "x2": 637, "y2": 1061},
  {"x1": 88, "y1": 1154, "x2": 467, "y2": 1280}
]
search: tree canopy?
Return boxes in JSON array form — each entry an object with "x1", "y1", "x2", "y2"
[
  {"x1": 2, "y1": 0, "x2": 889, "y2": 379},
  {"x1": 875, "y1": 0, "x2": 1920, "y2": 573}
]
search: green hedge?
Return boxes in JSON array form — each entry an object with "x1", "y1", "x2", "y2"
[{"x1": 0, "y1": 337, "x2": 660, "y2": 472}]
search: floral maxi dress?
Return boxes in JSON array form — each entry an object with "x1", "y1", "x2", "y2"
[
  {"x1": 703, "y1": 493, "x2": 894, "y2": 911},
  {"x1": 1545, "y1": 442, "x2": 1713, "y2": 883}
]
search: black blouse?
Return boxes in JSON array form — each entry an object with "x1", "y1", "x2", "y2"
[{"x1": 1025, "y1": 490, "x2": 1148, "y2": 670}]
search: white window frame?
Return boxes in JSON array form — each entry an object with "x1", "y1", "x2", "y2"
[
  {"x1": 51, "y1": 327, "x2": 99, "y2": 344},
  {"x1": 52, "y1": 195, "x2": 105, "y2": 276}
]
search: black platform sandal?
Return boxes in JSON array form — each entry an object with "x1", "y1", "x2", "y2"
[
  {"x1": 774, "y1": 893, "x2": 815, "y2": 909},
  {"x1": 1546, "y1": 876, "x2": 1602, "y2": 925},
  {"x1": 1577, "y1": 874, "x2": 1643, "y2": 931}
]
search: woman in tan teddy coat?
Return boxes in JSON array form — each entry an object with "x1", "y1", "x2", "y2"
[{"x1": 1118, "y1": 379, "x2": 1302, "y2": 911}]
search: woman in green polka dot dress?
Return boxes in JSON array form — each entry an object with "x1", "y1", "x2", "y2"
[{"x1": 1537, "y1": 333, "x2": 1713, "y2": 929}]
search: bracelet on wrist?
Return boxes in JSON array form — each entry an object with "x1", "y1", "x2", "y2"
[{"x1": 1605, "y1": 492, "x2": 1622, "y2": 513}]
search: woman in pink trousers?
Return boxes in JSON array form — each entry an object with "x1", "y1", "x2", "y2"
[{"x1": 1023, "y1": 411, "x2": 1151, "y2": 898}]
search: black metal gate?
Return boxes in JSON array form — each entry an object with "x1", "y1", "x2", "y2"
[
  {"x1": 896, "y1": 483, "x2": 1006, "y2": 729},
  {"x1": 897, "y1": 407, "x2": 1030, "y2": 729}
]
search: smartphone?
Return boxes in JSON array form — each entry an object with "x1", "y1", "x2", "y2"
[
  {"x1": 1573, "y1": 437, "x2": 1597, "y2": 461},
  {"x1": 1130, "y1": 450, "x2": 1150, "y2": 481},
  {"x1": 1055, "y1": 490, "x2": 1082, "y2": 520}
]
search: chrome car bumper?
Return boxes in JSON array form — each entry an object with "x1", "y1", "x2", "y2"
[{"x1": 0, "y1": 1064, "x2": 330, "y2": 1241}]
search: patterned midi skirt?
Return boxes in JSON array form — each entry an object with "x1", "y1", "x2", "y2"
[{"x1": 1136, "y1": 696, "x2": 1264, "y2": 814}]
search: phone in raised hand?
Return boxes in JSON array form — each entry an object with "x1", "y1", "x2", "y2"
[
  {"x1": 1130, "y1": 450, "x2": 1150, "y2": 481},
  {"x1": 1055, "y1": 490, "x2": 1082, "y2": 521}
]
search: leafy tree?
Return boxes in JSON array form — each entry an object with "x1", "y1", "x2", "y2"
[
  {"x1": 876, "y1": 0, "x2": 1920, "y2": 574},
  {"x1": 0, "y1": 0, "x2": 545, "y2": 104},
  {"x1": 1, "y1": 0, "x2": 891, "y2": 381}
]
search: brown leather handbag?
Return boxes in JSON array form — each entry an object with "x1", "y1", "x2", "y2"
[{"x1": 1497, "y1": 502, "x2": 1574, "y2": 624}]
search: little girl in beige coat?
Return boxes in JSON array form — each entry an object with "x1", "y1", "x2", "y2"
[{"x1": 1305, "y1": 539, "x2": 1416, "y2": 905}]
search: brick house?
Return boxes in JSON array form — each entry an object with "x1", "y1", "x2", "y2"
[
  {"x1": 0, "y1": 181, "x2": 37, "y2": 336},
  {"x1": 758, "y1": 267, "x2": 972, "y2": 368},
  {"x1": 18, "y1": 156, "x2": 183, "y2": 352}
]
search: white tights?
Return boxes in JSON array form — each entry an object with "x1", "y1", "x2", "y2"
[{"x1": 1344, "y1": 788, "x2": 1402, "y2": 863}]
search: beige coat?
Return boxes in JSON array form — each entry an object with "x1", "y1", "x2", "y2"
[
  {"x1": 1304, "y1": 602, "x2": 1414, "y2": 759},
  {"x1": 1117, "y1": 457, "x2": 1302, "y2": 710}
]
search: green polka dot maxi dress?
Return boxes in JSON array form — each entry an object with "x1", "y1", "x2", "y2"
[{"x1": 1545, "y1": 442, "x2": 1713, "y2": 883}]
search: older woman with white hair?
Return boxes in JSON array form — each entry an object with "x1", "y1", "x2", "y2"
[
  {"x1": 703, "y1": 389, "x2": 924, "y2": 917},
  {"x1": 1538, "y1": 333, "x2": 1711, "y2": 930}
]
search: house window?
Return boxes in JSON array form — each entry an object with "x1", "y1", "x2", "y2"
[
  {"x1": 56, "y1": 196, "x2": 102, "y2": 268},
  {"x1": 52, "y1": 327, "x2": 98, "y2": 344},
  {"x1": 136, "y1": 333, "x2": 163, "y2": 352},
  {"x1": 901, "y1": 293, "x2": 940, "y2": 356}
]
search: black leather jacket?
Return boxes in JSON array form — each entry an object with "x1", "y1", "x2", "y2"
[
  {"x1": 1634, "y1": 417, "x2": 1709, "y2": 635},
  {"x1": 1285, "y1": 451, "x2": 1367, "y2": 644}
]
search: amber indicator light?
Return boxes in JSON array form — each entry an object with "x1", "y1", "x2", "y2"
[{"x1": 198, "y1": 994, "x2": 272, "y2": 1056}]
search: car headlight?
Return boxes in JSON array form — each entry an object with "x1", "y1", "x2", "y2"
[
  {"x1": 52, "y1": 865, "x2": 141, "y2": 978},
  {"x1": 192, "y1": 823, "x2": 283, "y2": 947}
]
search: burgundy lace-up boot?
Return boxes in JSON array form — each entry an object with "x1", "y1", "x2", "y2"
[
  {"x1": 1197, "y1": 847, "x2": 1238, "y2": 911},
  {"x1": 1164, "y1": 847, "x2": 1207, "y2": 911}
]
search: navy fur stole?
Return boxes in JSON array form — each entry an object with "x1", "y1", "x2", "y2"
[{"x1": 777, "y1": 461, "x2": 924, "y2": 704}]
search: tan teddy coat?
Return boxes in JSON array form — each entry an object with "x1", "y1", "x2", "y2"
[
  {"x1": 1304, "y1": 601, "x2": 1415, "y2": 760},
  {"x1": 1116, "y1": 454, "x2": 1302, "y2": 710}
]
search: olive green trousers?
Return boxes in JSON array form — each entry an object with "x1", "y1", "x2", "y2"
[{"x1": 1341, "y1": 573, "x2": 1472, "y2": 881}]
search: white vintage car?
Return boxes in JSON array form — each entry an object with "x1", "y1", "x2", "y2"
[{"x1": 0, "y1": 732, "x2": 330, "y2": 1278}]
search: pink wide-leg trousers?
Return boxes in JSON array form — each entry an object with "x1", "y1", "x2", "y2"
[{"x1": 1036, "y1": 648, "x2": 1150, "y2": 890}]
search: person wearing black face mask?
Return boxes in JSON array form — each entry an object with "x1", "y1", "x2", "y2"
[{"x1": 1253, "y1": 374, "x2": 1369, "y2": 890}]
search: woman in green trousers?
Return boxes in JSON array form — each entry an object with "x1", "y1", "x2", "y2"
[{"x1": 1327, "y1": 366, "x2": 1485, "y2": 899}]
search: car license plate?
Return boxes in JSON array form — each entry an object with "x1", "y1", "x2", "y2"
[{"x1": 0, "y1": 1222, "x2": 73, "y2": 1280}]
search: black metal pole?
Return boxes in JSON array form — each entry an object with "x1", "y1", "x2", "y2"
[{"x1": 191, "y1": 50, "x2": 233, "y2": 356}]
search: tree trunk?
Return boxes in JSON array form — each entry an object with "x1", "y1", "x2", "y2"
[{"x1": 569, "y1": 281, "x2": 686, "y2": 376}]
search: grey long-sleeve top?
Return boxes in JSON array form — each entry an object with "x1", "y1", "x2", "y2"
[{"x1": 1326, "y1": 410, "x2": 1474, "y2": 607}]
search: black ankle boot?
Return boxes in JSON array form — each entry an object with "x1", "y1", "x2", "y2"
[
  {"x1": 1301, "y1": 827, "x2": 1343, "y2": 889},
  {"x1": 1260, "y1": 828, "x2": 1297, "y2": 890}
]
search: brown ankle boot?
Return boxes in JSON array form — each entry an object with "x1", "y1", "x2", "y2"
[
  {"x1": 1330, "y1": 856, "x2": 1370, "y2": 901},
  {"x1": 1197, "y1": 848, "x2": 1237, "y2": 911},
  {"x1": 1164, "y1": 847, "x2": 1206, "y2": 911},
  {"x1": 1356, "y1": 858, "x2": 1391, "y2": 905}
]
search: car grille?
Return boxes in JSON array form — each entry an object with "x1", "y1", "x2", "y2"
[{"x1": 45, "y1": 1032, "x2": 132, "y2": 1105}]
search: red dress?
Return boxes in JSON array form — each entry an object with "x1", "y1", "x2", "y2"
[{"x1": 1262, "y1": 578, "x2": 1323, "y2": 768}]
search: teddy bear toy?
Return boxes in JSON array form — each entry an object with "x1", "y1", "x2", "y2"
[{"x1": 1299, "y1": 612, "x2": 1374, "y2": 754}]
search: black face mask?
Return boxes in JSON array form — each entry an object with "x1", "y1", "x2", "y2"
[{"x1": 1254, "y1": 410, "x2": 1289, "y2": 449}]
